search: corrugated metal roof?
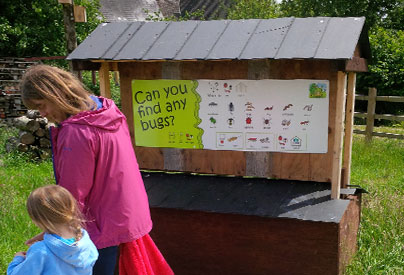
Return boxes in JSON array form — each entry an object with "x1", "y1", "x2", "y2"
[{"x1": 67, "y1": 17, "x2": 369, "y2": 61}]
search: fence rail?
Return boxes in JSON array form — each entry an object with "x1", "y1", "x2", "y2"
[{"x1": 354, "y1": 88, "x2": 404, "y2": 141}]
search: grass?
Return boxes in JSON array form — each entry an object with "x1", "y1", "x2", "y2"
[
  {"x1": 0, "y1": 126, "x2": 54, "y2": 272},
  {"x1": 345, "y1": 130, "x2": 404, "y2": 274},
  {"x1": 0, "y1": 125, "x2": 404, "y2": 273}
]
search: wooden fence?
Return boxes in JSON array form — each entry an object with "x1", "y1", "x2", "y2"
[{"x1": 354, "y1": 87, "x2": 404, "y2": 141}]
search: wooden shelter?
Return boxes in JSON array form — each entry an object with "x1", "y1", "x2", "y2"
[{"x1": 68, "y1": 17, "x2": 370, "y2": 274}]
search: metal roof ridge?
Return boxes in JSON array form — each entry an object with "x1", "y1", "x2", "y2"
[{"x1": 274, "y1": 17, "x2": 295, "y2": 59}]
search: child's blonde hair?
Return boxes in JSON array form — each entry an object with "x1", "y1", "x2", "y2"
[
  {"x1": 20, "y1": 64, "x2": 95, "y2": 116},
  {"x1": 27, "y1": 185, "x2": 84, "y2": 240}
]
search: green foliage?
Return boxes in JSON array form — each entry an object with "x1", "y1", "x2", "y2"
[
  {"x1": 144, "y1": 9, "x2": 206, "y2": 21},
  {"x1": 226, "y1": 0, "x2": 281, "y2": 19},
  {"x1": 75, "y1": 0, "x2": 103, "y2": 44},
  {"x1": 380, "y1": 0, "x2": 404, "y2": 30},
  {"x1": 81, "y1": 71, "x2": 122, "y2": 109},
  {"x1": 280, "y1": 0, "x2": 400, "y2": 29},
  {"x1": 358, "y1": 27, "x2": 404, "y2": 96},
  {"x1": 346, "y1": 134, "x2": 404, "y2": 274},
  {"x1": 0, "y1": 0, "x2": 102, "y2": 57},
  {"x1": 0, "y1": 126, "x2": 54, "y2": 272}
]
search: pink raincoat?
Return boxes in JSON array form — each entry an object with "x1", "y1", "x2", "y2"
[{"x1": 50, "y1": 97, "x2": 152, "y2": 249}]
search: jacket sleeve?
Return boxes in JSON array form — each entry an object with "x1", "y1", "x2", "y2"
[
  {"x1": 7, "y1": 247, "x2": 46, "y2": 275},
  {"x1": 54, "y1": 125, "x2": 96, "y2": 211}
]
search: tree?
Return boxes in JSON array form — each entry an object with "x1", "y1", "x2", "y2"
[
  {"x1": 357, "y1": 27, "x2": 404, "y2": 96},
  {"x1": 0, "y1": 0, "x2": 102, "y2": 57},
  {"x1": 226, "y1": 0, "x2": 281, "y2": 19},
  {"x1": 280, "y1": 0, "x2": 400, "y2": 29}
]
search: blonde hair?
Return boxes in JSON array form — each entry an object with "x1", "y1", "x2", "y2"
[
  {"x1": 20, "y1": 64, "x2": 95, "y2": 117},
  {"x1": 27, "y1": 185, "x2": 84, "y2": 241}
]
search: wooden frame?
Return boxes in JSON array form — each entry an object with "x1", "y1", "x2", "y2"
[
  {"x1": 342, "y1": 73, "x2": 356, "y2": 188},
  {"x1": 108, "y1": 59, "x2": 352, "y2": 199}
]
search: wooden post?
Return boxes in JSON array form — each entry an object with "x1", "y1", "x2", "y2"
[
  {"x1": 342, "y1": 72, "x2": 356, "y2": 188},
  {"x1": 331, "y1": 71, "x2": 347, "y2": 199},
  {"x1": 92, "y1": 71, "x2": 97, "y2": 85},
  {"x1": 365, "y1": 88, "x2": 377, "y2": 142},
  {"x1": 61, "y1": 3, "x2": 77, "y2": 73},
  {"x1": 162, "y1": 62, "x2": 184, "y2": 171},
  {"x1": 99, "y1": 62, "x2": 111, "y2": 98}
]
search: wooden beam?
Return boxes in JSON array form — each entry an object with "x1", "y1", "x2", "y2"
[
  {"x1": 331, "y1": 71, "x2": 347, "y2": 199},
  {"x1": 342, "y1": 72, "x2": 356, "y2": 188},
  {"x1": 72, "y1": 60, "x2": 100, "y2": 71},
  {"x1": 345, "y1": 57, "x2": 368, "y2": 72},
  {"x1": 99, "y1": 62, "x2": 111, "y2": 98}
]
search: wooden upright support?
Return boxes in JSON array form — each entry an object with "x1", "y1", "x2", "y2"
[
  {"x1": 342, "y1": 72, "x2": 356, "y2": 188},
  {"x1": 331, "y1": 71, "x2": 347, "y2": 199},
  {"x1": 365, "y1": 88, "x2": 377, "y2": 142},
  {"x1": 99, "y1": 62, "x2": 111, "y2": 98}
]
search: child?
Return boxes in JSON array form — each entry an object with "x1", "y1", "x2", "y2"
[
  {"x1": 20, "y1": 65, "x2": 173, "y2": 275},
  {"x1": 7, "y1": 185, "x2": 98, "y2": 275}
]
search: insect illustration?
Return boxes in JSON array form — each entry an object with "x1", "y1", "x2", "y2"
[
  {"x1": 260, "y1": 137, "x2": 270, "y2": 143},
  {"x1": 229, "y1": 102, "x2": 234, "y2": 112},
  {"x1": 210, "y1": 117, "x2": 217, "y2": 124},
  {"x1": 281, "y1": 119, "x2": 291, "y2": 126},
  {"x1": 283, "y1": 104, "x2": 293, "y2": 111},
  {"x1": 224, "y1": 83, "x2": 232, "y2": 93},
  {"x1": 278, "y1": 135, "x2": 288, "y2": 146},
  {"x1": 228, "y1": 136, "x2": 238, "y2": 142},
  {"x1": 227, "y1": 118, "x2": 235, "y2": 126},
  {"x1": 263, "y1": 117, "x2": 272, "y2": 126},
  {"x1": 245, "y1": 102, "x2": 255, "y2": 112},
  {"x1": 246, "y1": 115, "x2": 252, "y2": 125}
]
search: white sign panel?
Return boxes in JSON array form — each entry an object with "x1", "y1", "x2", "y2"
[
  {"x1": 132, "y1": 79, "x2": 329, "y2": 153},
  {"x1": 197, "y1": 79, "x2": 329, "y2": 153}
]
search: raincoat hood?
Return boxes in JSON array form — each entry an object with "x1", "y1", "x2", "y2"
[
  {"x1": 7, "y1": 229, "x2": 98, "y2": 275},
  {"x1": 44, "y1": 229, "x2": 98, "y2": 268},
  {"x1": 61, "y1": 97, "x2": 124, "y2": 131}
]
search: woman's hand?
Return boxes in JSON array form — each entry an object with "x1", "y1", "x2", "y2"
[{"x1": 25, "y1": 232, "x2": 45, "y2": 246}]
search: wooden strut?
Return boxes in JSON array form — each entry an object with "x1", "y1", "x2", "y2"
[
  {"x1": 342, "y1": 72, "x2": 356, "y2": 188},
  {"x1": 331, "y1": 71, "x2": 347, "y2": 199},
  {"x1": 99, "y1": 62, "x2": 111, "y2": 98}
]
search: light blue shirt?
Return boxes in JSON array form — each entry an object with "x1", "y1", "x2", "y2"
[{"x1": 7, "y1": 229, "x2": 98, "y2": 275}]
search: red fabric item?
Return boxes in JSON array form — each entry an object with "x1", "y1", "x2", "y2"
[{"x1": 119, "y1": 234, "x2": 174, "y2": 275}]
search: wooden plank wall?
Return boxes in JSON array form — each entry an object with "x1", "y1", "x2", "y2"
[{"x1": 119, "y1": 59, "x2": 345, "y2": 184}]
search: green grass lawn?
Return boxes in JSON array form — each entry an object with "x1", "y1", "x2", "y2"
[{"x1": 1, "y1": 126, "x2": 403, "y2": 274}]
